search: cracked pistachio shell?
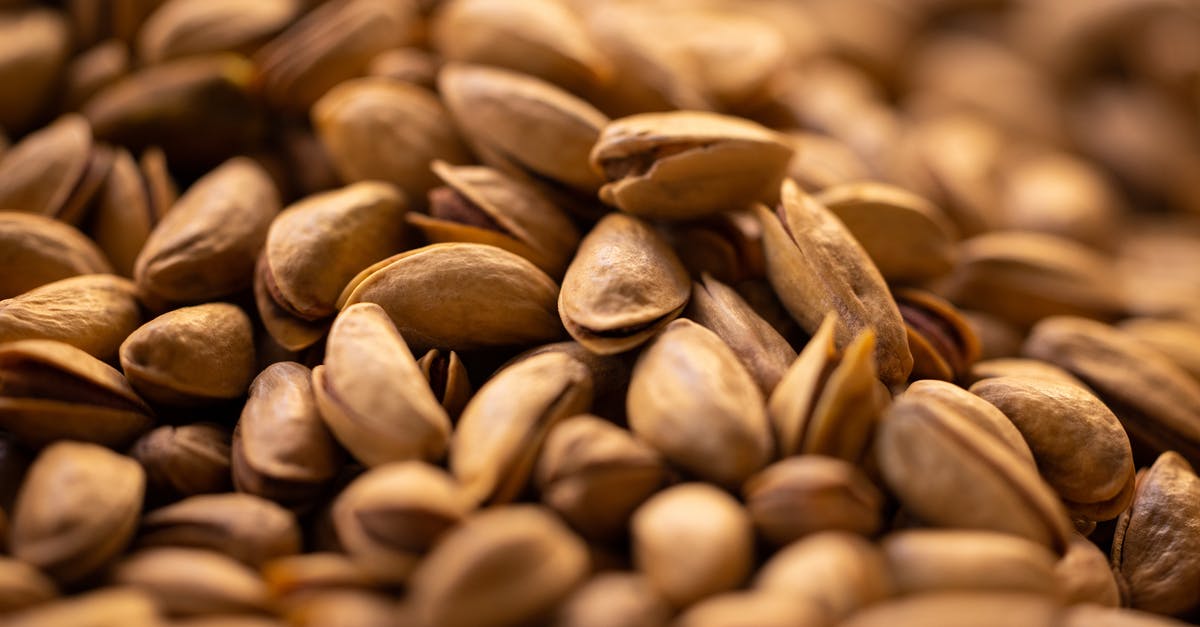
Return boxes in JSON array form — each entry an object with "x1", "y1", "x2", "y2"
[
  {"x1": 110, "y1": 547, "x2": 273, "y2": 617},
  {"x1": 416, "y1": 349, "x2": 472, "y2": 420},
  {"x1": 535, "y1": 414, "x2": 666, "y2": 542},
  {"x1": 877, "y1": 386, "x2": 1073, "y2": 552},
  {"x1": 590, "y1": 111, "x2": 793, "y2": 221},
  {"x1": 0, "y1": 555, "x2": 58, "y2": 613},
  {"x1": 628, "y1": 319, "x2": 772, "y2": 488},
  {"x1": 757, "y1": 180, "x2": 912, "y2": 387},
  {"x1": 451, "y1": 351, "x2": 594, "y2": 504},
  {"x1": 119, "y1": 303, "x2": 256, "y2": 406},
  {"x1": 314, "y1": 303, "x2": 451, "y2": 467},
  {"x1": 138, "y1": 493, "x2": 301, "y2": 568},
  {"x1": 1056, "y1": 533, "x2": 1121, "y2": 607},
  {"x1": 4, "y1": 588, "x2": 159, "y2": 627},
  {"x1": 553, "y1": 572, "x2": 672, "y2": 627},
  {"x1": 506, "y1": 340, "x2": 631, "y2": 422},
  {"x1": 881, "y1": 529, "x2": 1059, "y2": 596},
  {"x1": 0, "y1": 115, "x2": 93, "y2": 220},
  {"x1": 767, "y1": 313, "x2": 890, "y2": 463},
  {"x1": 135, "y1": 157, "x2": 279, "y2": 304},
  {"x1": 339, "y1": 243, "x2": 562, "y2": 352},
  {"x1": 432, "y1": 0, "x2": 610, "y2": 92},
  {"x1": 742, "y1": 456, "x2": 883, "y2": 546},
  {"x1": 896, "y1": 288, "x2": 981, "y2": 383},
  {"x1": 688, "y1": 274, "x2": 796, "y2": 396},
  {"x1": 409, "y1": 160, "x2": 581, "y2": 278},
  {"x1": 941, "y1": 231, "x2": 1126, "y2": 328},
  {"x1": 815, "y1": 181, "x2": 958, "y2": 283},
  {"x1": 11, "y1": 441, "x2": 144, "y2": 585},
  {"x1": 902, "y1": 379, "x2": 1036, "y2": 470},
  {"x1": 0, "y1": 9, "x2": 70, "y2": 133},
  {"x1": 675, "y1": 591, "x2": 829, "y2": 627},
  {"x1": 839, "y1": 593, "x2": 1060, "y2": 627},
  {"x1": 257, "y1": 181, "x2": 407, "y2": 351},
  {"x1": 332, "y1": 461, "x2": 473, "y2": 585},
  {"x1": 409, "y1": 505, "x2": 590, "y2": 627},
  {"x1": 137, "y1": 0, "x2": 302, "y2": 63},
  {"x1": 1024, "y1": 316, "x2": 1200, "y2": 468},
  {"x1": 1112, "y1": 452, "x2": 1200, "y2": 616},
  {"x1": 754, "y1": 531, "x2": 892, "y2": 622},
  {"x1": 312, "y1": 78, "x2": 470, "y2": 200},
  {"x1": 440, "y1": 63, "x2": 608, "y2": 193},
  {"x1": 559, "y1": 213, "x2": 689, "y2": 355},
  {"x1": 971, "y1": 376, "x2": 1135, "y2": 521},
  {"x1": 632, "y1": 483, "x2": 753, "y2": 608},
  {"x1": 0, "y1": 212, "x2": 112, "y2": 299},
  {"x1": 232, "y1": 362, "x2": 342, "y2": 509},
  {"x1": 129, "y1": 422, "x2": 232, "y2": 501},
  {"x1": 0, "y1": 273, "x2": 141, "y2": 361},
  {"x1": 0, "y1": 339, "x2": 153, "y2": 448}
]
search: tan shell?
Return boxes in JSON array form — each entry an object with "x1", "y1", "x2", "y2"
[
  {"x1": 902, "y1": 379, "x2": 1037, "y2": 470},
  {"x1": 0, "y1": 274, "x2": 142, "y2": 361},
  {"x1": 553, "y1": 572, "x2": 672, "y2": 627},
  {"x1": 109, "y1": 547, "x2": 273, "y2": 616},
  {"x1": 757, "y1": 180, "x2": 913, "y2": 387},
  {"x1": 559, "y1": 213, "x2": 689, "y2": 355},
  {"x1": 0, "y1": 338, "x2": 153, "y2": 448},
  {"x1": 1119, "y1": 318, "x2": 1200, "y2": 384},
  {"x1": 61, "y1": 40, "x2": 131, "y2": 113},
  {"x1": 416, "y1": 349, "x2": 472, "y2": 420},
  {"x1": 4, "y1": 588, "x2": 159, "y2": 627},
  {"x1": 997, "y1": 151, "x2": 1120, "y2": 251},
  {"x1": 0, "y1": 212, "x2": 113, "y2": 299},
  {"x1": 138, "y1": 493, "x2": 301, "y2": 568},
  {"x1": 742, "y1": 456, "x2": 883, "y2": 546},
  {"x1": 130, "y1": 422, "x2": 231, "y2": 501},
  {"x1": 896, "y1": 288, "x2": 982, "y2": 383},
  {"x1": 0, "y1": 9, "x2": 70, "y2": 133},
  {"x1": 339, "y1": 243, "x2": 562, "y2": 353},
  {"x1": 314, "y1": 302, "x2": 451, "y2": 466},
  {"x1": 968, "y1": 358, "x2": 1091, "y2": 390},
  {"x1": 590, "y1": 111, "x2": 793, "y2": 220},
  {"x1": 138, "y1": 0, "x2": 302, "y2": 63},
  {"x1": 88, "y1": 147, "x2": 156, "y2": 277},
  {"x1": 0, "y1": 555, "x2": 58, "y2": 614},
  {"x1": 674, "y1": 591, "x2": 828, "y2": 627},
  {"x1": 838, "y1": 592, "x2": 1060, "y2": 627},
  {"x1": 665, "y1": 209, "x2": 765, "y2": 284},
  {"x1": 754, "y1": 531, "x2": 892, "y2": 622},
  {"x1": 881, "y1": 529, "x2": 1059, "y2": 596},
  {"x1": 1056, "y1": 533, "x2": 1121, "y2": 607},
  {"x1": 0, "y1": 115, "x2": 93, "y2": 220}
]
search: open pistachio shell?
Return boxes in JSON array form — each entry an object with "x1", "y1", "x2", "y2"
[
  {"x1": 895, "y1": 288, "x2": 981, "y2": 383},
  {"x1": 0, "y1": 115, "x2": 93, "y2": 220},
  {"x1": 689, "y1": 274, "x2": 796, "y2": 396}
]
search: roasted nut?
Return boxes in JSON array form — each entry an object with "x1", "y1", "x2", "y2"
[
  {"x1": 129, "y1": 422, "x2": 231, "y2": 501},
  {"x1": 552, "y1": 572, "x2": 672, "y2": 627},
  {"x1": 881, "y1": 529, "x2": 1059, "y2": 596},
  {"x1": 137, "y1": 0, "x2": 302, "y2": 63},
  {"x1": 3, "y1": 587, "x2": 160, "y2": 627},
  {"x1": 0, "y1": 555, "x2": 58, "y2": 613},
  {"x1": 1056, "y1": 532, "x2": 1121, "y2": 607},
  {"x1": 755, "y1": 531, "x2": 892, "y2": 622},
  {"x1": 109, "y1": 548, "x2": 274, "y2": 617},
  {"x1": 138, "y1": 493, "x2": 301, "y2": 568},
  {"x1": 895, "y1": 288, "x2": 981, "y2": 383},
  {"x1": 743, "y1": 456, "x2": 883, "y2": 546},
  {"x1": 0, "y1": 274, "x2": 142, "y2": 361},
  {"x1": 0, "y1": 212, "x2": 113, "y2": 299}
]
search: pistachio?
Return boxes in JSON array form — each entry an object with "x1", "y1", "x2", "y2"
[
  {"x1": 0, "y1": 8, "x2": 70, "y2": 133},
  {"x1": 256, "y1": 181, "x2": 407, "y2": 351},
  {"x1": 312, "y1": 78, "x2": 471, "y2": 201},
  {"x1": 757, "y1": 180, "x2": 913, "y2": 387},
  {"x1": 233, "y1": 362, "x2": 342, "y2": 509},
  {"x1": 416, "y1": 349, "x2": 472, "y2": 420},
  {"x1": 997, "y1": 151, "x2": 1120, "y2": 251},
  {"x1": 535, "y1": 414, "x2": 667, "y2": 541},
  {"x1": 451, "y1": 351, "x2": 593, "y2": 504},
  {"x1": 1118, "y1": 317, "x2": 1200, "y2": 383},
  {"x1": 963, "y1": 309, "x2": 1025, "y2": 360},
  {"x1": 1059, "y1": 605, "x2": 1194, "y2": 627},
  {"x1": 134, "y1": 157, "x2": 279, "y2": 305},
  {"x1": 137, "y1": 0, "x2": 302, "y2": 63},
  {"x1": 332, "y1": 461, "x2": 472, "y2": 584},
  {"x1": 0, "y1": 212, "x2": 113, "y2": 299},
  {"x1": 506, "y1": 340, "x2": 632, "y2": 422},
  {"x1": 0, "y1": 115, "x2": 97, "y2": 223},
  {"x1": 11, "y1": 441, "x2": 144, "y2": 585},
  {"x1": 88, "y1": 147, "x2": 160, "y2": 278},
  {"x1": 283, "y1": 590, "x2": 400, "y2": 627},
  {"x1": 0, "y1": 339, "x2": 153, "y2": 448},
  {"x1": 968, "y1": 358, "x2": 1091, "y2": 390},
  {"x1": 688, "y1": 274, "x2": 796, "y2": 396},
  {"x1": 900, "y1": 379, "x2": 1036, "y2": 469},
  {"x1": 138, "y1": 493, "x2": 301, "y2": 568},
  {"x1": 262, "y1": 551, "x2": 377, "y2": 600},
  {"x1": 0, "y1": 274, "x2": 142, "y2": 361},
  {"x1": 61, "y1": 40, "x2": 130, "y2": 113},
  {"x1": 109, "y1": 548, "x2": 273, "y2": 617},
  {"x1": 784, "y1": 132, "x2": 872, "y2": 192},
  {"x1": 409, "y1": 505, "x2": 590, "y2": 627},
  {"x1": 590, "y1": 111, "x2": 793, "y2": 220},
  {"x1": 632, "y1": 483, "x2": 754, "y2": 608},
  {"x1": 754, "y1": 531, "x2": 892, "y2": 621},
  {"x1": 559, "y1": 213, "x2": 690, "y2": 355},
  {"x1": 4, "y1": 587, "x2": 160, "y2": 627},
  {"x1": 339, "y1": 243, "x2": 562, "y2": 352},
  {"x1": 1056, "y1": 532, "x2": 1121, "y2": 607},
  {"x1": 881, "y1": 529, "x2": 1059, "y2": 596},
  {"x1": 895, "y1": 288, "x2": 981, "y2": 383},
  {"x1": 0, "y1": 555, "x2": 58, "y2": 613},
  {"x1": 366, "y1": 47, "x2": 440, "y2": 87},
  {"x1": 552, "y1": 572, "x2": 672, "y2": 627},
  {"x1": 407, "y1": 160, "x2": 581, "y2": 278},
  {"x1": 314, "y1": 303, "x2": 451, "y2": 466},
  {"x1": 665, "y1": 209, "x2": 766, "y2": 284},
  {"x1": 837, "y1": 592, "x2": 1059, "y2": 627},
  {"x1": 674, "y1": 591, "x2": 830, "y2": 627},
  {"x1": 742, "y1": 456, "x2": 883, "y2": 546},
  {"x1": 129, "y1": 422, "x2": 231, "y2": 502},
  {"x1": 628, "y1": 319, "x2": 772, "y2": 487}
]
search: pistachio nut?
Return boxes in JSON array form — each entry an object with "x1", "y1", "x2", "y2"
[
  {"x1": 109, "y1": 547, "x2": 273, "y2": 617},
  {"x1": 754, "y1": 531, "x2": 892, "y2": 621},
  {"x1": 283, "y1": 590, "x2": 400, "y2": 627},
  {"x1": 0, "y1": 8, "x2": 70, "y2": 133},
  {"x1": 3, "y1": 587, "x2": 160, "y2": 627},
  {"x1": 416, "y1": 349, "x2": 472, "y2": 420},
  {"x1": 409, "y1": 505, "x2": 590, "y2": 627},
  {"x1": 1059, "y1": 605, "x2": 1194, "y2": 627},
  {"x1": 0, "y1": 339, "x2": 153, "y2": 448},
  {"x1": 0, "y1": 212, "x2": 113, "y2": 299},
  {"x1": 1112, "y1": 452, "x2": 1200, "y2": 616},
  {"x1": 138, "y1": 493, "x2": 301, "y2": 568},
  {"x1": 88, "y1": 147, "x2": 163, "y2": 278},
  {"x1": 971, "y1": 376, "x2": 1135, "y2": 520},
  {"x1": 963, "y1": 309, "x2": 1025, "y2": 360},
  {"x1": 0, "y1": 114, "x2": 100, "y2": 224},
  {"x1": 11, "y1": 441, "x2": 144, "y2": 585},
  {"x1": 0, "y1": 555, "x2": 58, "y2": 613},
  {"x1": 559, "y1": 213, "x2": 690, "y2": 355},
  {"x1": 688, "y1": 273, "x2": 796, "y2": 396},
  {"x1": 332, "y1": 461, "x2": 473, "y2": 584},
  {"x1": 129, "y1": 422, "x2": 231, "y2": 502},
  {"x1": 262, "y1": 551, "x2": 377, "y2": 600},
  {"x1": 895, "y1": 288, "x2": 982, "y2": 383},
  {"x1": 137, "y1": 0, "x2": 302, "y2": 63},
  {"x1": 255, "y1": 0, "x2": 421, "y2": 112},
  {"x1": 632, "y1": 483, "x2": 754, "y2": 608},
  {"x1": 1024, "y1": 316, "x2": 1200, "y2": 468},
  {"x1": 552, "y1": 572, "x2": 672, "y2": 627},
  {"x1": 941, "y1": 231, "x2": 1126, "y2": 328},
  {"x1": 407, "y1": 160, "x2": 581, "y2": 278},
  {"x1": 784, "y1": 132, "x2": 872, "y2": 192},
  {"x1": 837, "y1": 592, "x2": 1059, "y2": 627},
  {"x1": 1118, "y1": 317, "x2": 1200, "y2": 383},
  {"x1": 314, "y1": 302, "x2": 451, "y2": 466},
  {"x1": 366, "y1": 47, "x2": 440, "y2": 87},
  {"x1": 997, "y1": 151, "x2": 1120, "y2": 251},
  {"x1": 134, "y1": 157, "x2": 279, "y2": 304},
  {"x1": 664, "y1": 209, "x2": 766, "y2": 284},
  {"x1": 506, "y1": 340, "x2": 632, "y2": 422},
  {"x1": 881, "y1": 529, "x2": 1059, "y2": 596},
  {"x1": 968, "y1": 358, "x2": 1090, "y2": 390},
  {"x1": 589, "y1": 111, "x2": 792, "y2": 220},
  {"x1": 900, "y1": 379, "x2": 1036, "y2": 470},
  {"x1": 535, "y1": 414, "x2": 667, "y2": 542},
  {"x1": 61, "y1": 40, "x2": 130, "y2": 113},
  {"x1": 439, "y1": 63, "x2": 608, "y2": 194},
  {"x1": 1056, "y1": 532, "x2": 1121, "y2": 607},
  {"x1": 742, "y1": 456, "x2": 883, "y2": 546},
  {"x1": 338, "y1": 243, "x2": 562, "y2": 352},
  {"x1": 256, "y1": 181, "x2": 407, "y2": 351},
  {"x1": 674, "y1": 591, "x2": 830, "y2": 627},
  {"x1": 233, "y1": 362, "x2": 342, "y2": 509},
  {"x1": 451, "y1": 351, "x2": 593, "y2": 504},
  {"x1": 312, "y1": 78, "x2": 470, "y2": 201},
  {"x1": 0, "y1": 273, "x2": 142, "y2": 361},
  {"x1": 757, "y1": 180, "x2": 913, "y2": 387},
  {"x1": 628, "y1": 319, "x2": 772, "y2": 487},
  {"x1": 876, "y1": 385, "x2": 1073, "y2": 552}
]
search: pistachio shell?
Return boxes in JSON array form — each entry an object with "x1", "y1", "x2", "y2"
[
  {"x1": 674, "y1": 591, "x2": 828, "y2": 627},
  {"x1": 881, "y1": 529, "x2": 1059, "y2": 596},
  {"x1": 1056, "y1": 533, "x2": 1121, "y2": 607},
  {"x1": 590, "y1": 111, "x2": 793, "y2": 220},
  {"x1": 1119, "y1": 318, "x2": 1200, "y2": 384},
  {"x1": 0, "y1": 555, "x2": 58, "y2": 613},
  {"x1": 61, "y1": 40, "x2": 131, "y2": 112},
  {"x1": 902, "y1": 379, "x2": 1037, "y2": 470},
  {"x1": 553, "y1": 572, "x2": 672, "y2": 627},
  {"x1": 0, "y1": 115, "x2": 93, "y2": 219},
  {"x1": 998, "y1": 151, "x2": 1120, "y2": 251},
  {"x1": 896, "y1": 288, "x2": 981, "y2": 383},
  {"x1": 130, "y1": 422, "x2": 232, "y2": 501},
  {"x1": 0, "y1": 212, "x2": 113, "y2": 299},
  {"x1": 339, "y1": 243, "x2": 562, "y2": 353},
  {"x1": 88, "y1": 147, "x2": 155, "y2": 277},
  {"x1": 138, "y1": 493, "x2": 301, "y2": 568},
  {"x1": 838, "y1": 592, "x2": 1059, "y2": 627},
  {"x1": 416, "y1": 349, "x2": 472, "y2": 420},
  {"x1": 4, "y1": 588, "x2": 159, "y2": 627},
  {"x1": 0, "y1": 9, "x2": 70, "y2": 133},
  {"x1": 138, "y1": 0, "x2": 302, "y2": 63},
  {"x1": 742, "y1": 456, "x2": 883, "y2": 546},
  {"x1": 754, "y1": 531, "x2": 892, "y2": 621},
  {"x1": 968, "y1": 358, "x2": 1090, "y2": 390},
  {"x1": 0, "y1": 274, "x2": 142, "y2": 361},
  {"x1": 110, "y1": 547, "x2": 273, "y2": 617},
  {"x1": 559, "y1": 213, "x2": 689, "y2": 355}
]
